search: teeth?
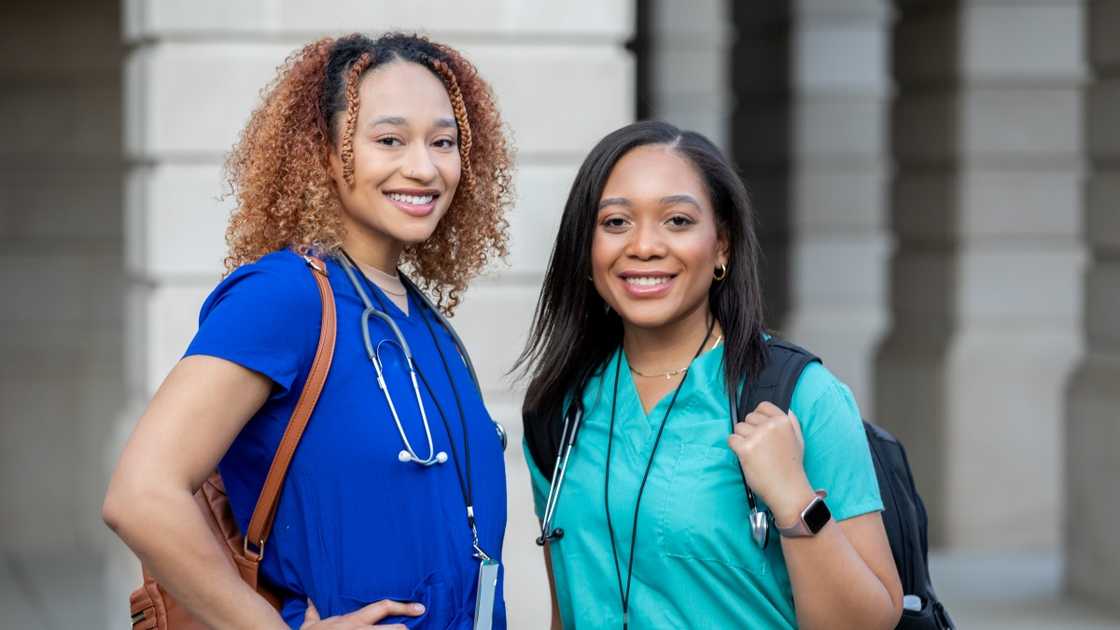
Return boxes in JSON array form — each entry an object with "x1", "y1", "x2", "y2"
[
  {"x1": 387, "y1": 192, "x2": 434, "y2": 205},
  {"x1": 626, "y1": 276, "x2": 670, "y2": 287}
]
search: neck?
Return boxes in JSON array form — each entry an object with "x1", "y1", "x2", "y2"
[
  {"x1": 340, "y1": 224, "x2": 403, "y2": 275},
  {"x1": 623, "y1": 303, "x2": 719, "y2": 374}
]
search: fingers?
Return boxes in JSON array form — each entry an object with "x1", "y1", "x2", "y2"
[
  {"x1": 353, "y1": 600, "x2": 426, "y2": 624},
  {"x1": 754, "y1": 401, "x2": 784, "y2": 417},
  {"x1": 743, "y1": 401, "x2": 784, "y2": 426}
]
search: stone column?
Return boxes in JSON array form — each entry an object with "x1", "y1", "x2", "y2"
[
  {"x1": 878, "y1": 0, "x2": 1085, "y2": 549},
  {"x1": 782, "y1": 0, "x2": 891, "y2": 413},
  {"x1": 725, "y1": 2, "x2": 890, "y2": 412},
  {"x1": 111, "y1": 1, "x2": 634, "y2": 627},
  {"x1": 645, "y1": 0, "x2": 732, "y2": 150},
  {"x1": 0, "y1": 0, "x2": 123, "y2": 559},
  {"x1": 730, "y1": 4, "x2": 796, "y2": 329},
  {"x1": 1066, "y1": 0, "x2": 1120, "y2": 612}
]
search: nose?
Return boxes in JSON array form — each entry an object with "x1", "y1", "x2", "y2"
[
  {"x1": 625, "y1": 219, "x2": 666, "y2": 260},
  {"x1": 402, "y1": 142, "x2": 438, "y2": 183}
]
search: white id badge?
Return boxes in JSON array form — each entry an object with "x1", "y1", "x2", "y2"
[{"x1": 472, "y1": 559, "x2": 499, "y2": 630}]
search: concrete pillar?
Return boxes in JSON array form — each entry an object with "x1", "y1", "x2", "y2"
[
  {"x1": 645, "y1": 0, "x2": 732, "y2": 150},
  {"x1": 878, "y1": 0, "x2": 1085, "y2": 549},
  {"x1": 110, "y1": 1, "x2": 633, "y2": 627},
  {"x1": 730, "y1": 4, "x2": 796, "y2": 329},
  {"x1": 1066, "y1": 0, "x2": 1120, "y2": 612},
  {"x1": 0, "y1": 0, "x2": 124, "y2": 557},
  {"x1": 782, "y1": 0, "x2": 891, "y2": 413},
  {"x1": 725, "y1": 2, "x2": 890, "y2": 413}
]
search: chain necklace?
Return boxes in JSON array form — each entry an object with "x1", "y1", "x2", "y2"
[
  {"x1": 627, "y1": 335, "x2": 722, "y2": 380},
  {"x1": 355, "y1": 259, "x2": 407, "y2": 297}
]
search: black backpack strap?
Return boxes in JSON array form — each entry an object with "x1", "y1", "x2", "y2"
[{"x1": 734, "y1": 338, "x2": 821, "y2": 422}]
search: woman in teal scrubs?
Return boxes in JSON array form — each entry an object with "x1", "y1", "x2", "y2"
[{"x1": 516, "y1": 121, "x2": 903, "y2": 629}]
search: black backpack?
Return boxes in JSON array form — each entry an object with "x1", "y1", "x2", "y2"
[
  {"x1": 523, "y1": 339, "x2": 955, "y2": 629},
  {"x1": 741, "y1": 339, "x2": 954, "y2": 630}
]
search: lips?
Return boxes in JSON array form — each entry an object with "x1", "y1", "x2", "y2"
[
  {"x1": 618, "y1": 271, "x2": 677, "y2": 298},
  {"x1": 384, "y1": 189, "x2": 439, "y2": 217}
]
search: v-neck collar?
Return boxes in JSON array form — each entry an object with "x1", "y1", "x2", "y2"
[
  {"x1": 610, "y1": 342, "x2": 727, "y2": 431},
  {"x1": 333, "y1": 257, "x2": 418, "y2": 323}
]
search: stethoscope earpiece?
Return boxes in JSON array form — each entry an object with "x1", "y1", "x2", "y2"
[{"x1": 435, "y1": 451, "x2": 449, "y2": 464}]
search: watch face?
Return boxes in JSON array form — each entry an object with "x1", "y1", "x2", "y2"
[{"x1": 803, "y1": 498, "x2": 832, "y2": 534}]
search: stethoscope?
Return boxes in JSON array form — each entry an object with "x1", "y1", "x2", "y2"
[
  {"x1": 336, "y1": 252, "x2": 507, "y2": 467},
  {"x1": 536, "y1": 387, "x2": 771, "y2": 550}
]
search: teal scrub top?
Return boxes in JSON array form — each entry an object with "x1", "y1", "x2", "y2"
[{"x1": 524, "y1": 343, "x2": 883, "y2": 629}]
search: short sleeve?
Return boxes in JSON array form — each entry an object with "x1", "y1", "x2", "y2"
[
  {"x1": 184, "y1": 251, "x2": 321, "y2": 397},
  {"x1": 522, "y1": 438, "x2": 550, "y2": 520},
  {"x1": 789, "y1": 362, "x2": 883, "y2": 522}
]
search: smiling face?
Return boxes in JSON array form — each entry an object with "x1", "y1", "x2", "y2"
[
  {"x1": 591, "y1": 144, "x2": 728, "y2": 332},
  {"x1": 329, "y1": 60, "x2": 461, "y2": 266}
]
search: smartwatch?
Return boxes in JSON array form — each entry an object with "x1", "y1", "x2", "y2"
[{"x1": 777, "y1": 490, "x2": 831, "y2": 538}]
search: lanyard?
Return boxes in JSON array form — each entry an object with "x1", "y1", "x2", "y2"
[
  {"x1": 603, "y1": 320, "x2": 713, "y2": 630},
  {"x1": 340, "y1": 251, "x2": 491, "y2": 561}
]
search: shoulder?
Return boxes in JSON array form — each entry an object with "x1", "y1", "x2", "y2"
[
  {"x1": 789, "y1": 361, "x2": 862, "y2": 439},
  {"x1": 199, "y1": 250, "x2": 321, "y2": 321}
]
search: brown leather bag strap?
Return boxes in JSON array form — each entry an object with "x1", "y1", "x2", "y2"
[{"x1": 244, "y1": 256, "x2": 336, "y2": 558}]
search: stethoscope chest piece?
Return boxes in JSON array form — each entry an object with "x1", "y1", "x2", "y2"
[{"x1": 749, "y1": 509, "x2": 769, "y2": 549}]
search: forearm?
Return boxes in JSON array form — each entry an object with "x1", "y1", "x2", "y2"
[
  {"x1": 778, "y1": 510, "x2": 899, "y2": 629},
  {"x1": 104, "y1": 485, "x2": 288, "y2": 630}
]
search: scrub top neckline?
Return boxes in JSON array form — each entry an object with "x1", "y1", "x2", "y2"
[
  {"x1": 615, "y1": 341, "x2": 726, "y2": 423},
  {"x1": 332, "y1": 258, "x2": 418, "y2": 324}
]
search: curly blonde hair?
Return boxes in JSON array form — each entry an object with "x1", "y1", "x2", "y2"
[{"x1": 223, "y1": 33, "x2": 513, "y2": 313}]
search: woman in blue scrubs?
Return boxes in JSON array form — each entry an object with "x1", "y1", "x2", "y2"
[
  {"x1": 517, "y1": 121, "x2": 903, "y2": 629},
  {"x1": 104, "y1": 33, "x2": 512, "y2": 628}
]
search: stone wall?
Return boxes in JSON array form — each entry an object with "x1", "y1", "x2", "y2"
[
  {"x1": 878, "y1": 0, "x2": 1085, "y2": 549},
  {"x1": 0, "y1": 0, "x2": 124, "y2": 555}
]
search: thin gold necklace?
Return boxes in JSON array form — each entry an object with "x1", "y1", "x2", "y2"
[
  {"x1": 629, "y1": 335, "x2": 722, "y2": 380},
  {"x1": 356, "y1": 261, "x2": 407, "y2": 297}
]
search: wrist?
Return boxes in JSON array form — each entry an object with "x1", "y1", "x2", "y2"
[{"x1": 769, "y1": 478, "x2": 817, "y2": 529}]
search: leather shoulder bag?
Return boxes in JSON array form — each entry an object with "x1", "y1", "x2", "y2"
[{"x1": 129, "y1": 256, "x2": 337, "y2": 629}]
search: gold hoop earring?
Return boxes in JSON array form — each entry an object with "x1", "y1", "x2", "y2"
[{"x1": 713, "y1": 263, "x2": 728, "y2": 281}]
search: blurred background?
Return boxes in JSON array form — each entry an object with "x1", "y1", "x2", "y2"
[{"x1": 1, "y1": 0, "x2": 1117, "y2": 628}]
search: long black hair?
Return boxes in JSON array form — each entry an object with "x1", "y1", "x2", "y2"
[{"x1": 515, "y1": 120, "x2": 768, "y2": 434}]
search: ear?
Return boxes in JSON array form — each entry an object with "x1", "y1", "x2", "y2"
[{"x1": 716, "y1": 229, "x2": 730, "y2": 268}]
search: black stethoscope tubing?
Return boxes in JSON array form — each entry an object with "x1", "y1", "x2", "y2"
[
  {"x1": 535, "y1": 324, "x2": 775, "y2": 628},
  {"x1": 338, "y1": 250, "x2": 494, "y2": 559},
  {"x1": 603, "y1": 319, "x2": 712, "y2": 630}
]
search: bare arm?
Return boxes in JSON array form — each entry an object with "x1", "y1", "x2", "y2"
[
  {"x1": 777, "y1": 506, "x2": 902, "y2": 629},
  {"x1": 729, "y1": 402, "x2": 902, "y2": 630},
  {"x1": 103, "y1": 356, "x2": 288, "y2": 629}
]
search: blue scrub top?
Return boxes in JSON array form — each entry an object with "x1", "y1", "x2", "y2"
[{"x1": 185, "y1": 250, "x2": 507, "y2": 629}]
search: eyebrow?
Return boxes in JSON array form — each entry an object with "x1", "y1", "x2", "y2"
[
  {"x1": 597, "y1": 194, "x2": 702, "y2": 211},
  {"x1": 369, "y1": 115, "x2": 457, "y2": 129}
]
